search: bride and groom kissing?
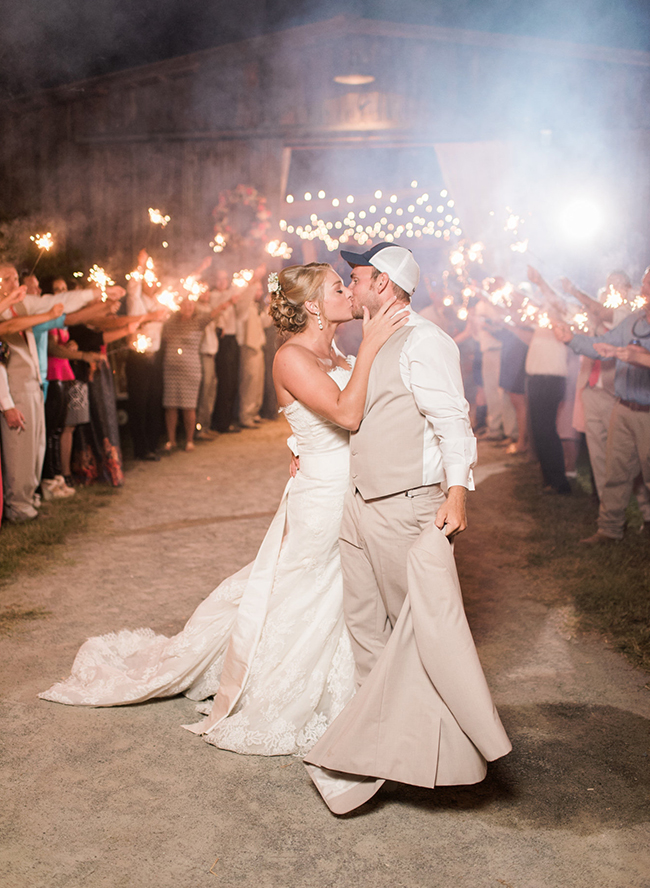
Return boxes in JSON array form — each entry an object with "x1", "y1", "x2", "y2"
[{"x1": 40, "y1": 242, "x2": 511, "y2": 816}]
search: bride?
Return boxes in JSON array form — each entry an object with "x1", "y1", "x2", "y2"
[{"x1": 40, "y1": 263, "x2": 407, "y2": 757}]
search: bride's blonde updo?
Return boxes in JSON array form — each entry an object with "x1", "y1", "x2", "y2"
[{"x1": 268, "y1": 262, "x2": 332, "y2": 335}]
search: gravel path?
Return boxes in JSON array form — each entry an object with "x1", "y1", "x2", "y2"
[{"x1": 1, "y1": 424, "x2": 648, "y2": 888}]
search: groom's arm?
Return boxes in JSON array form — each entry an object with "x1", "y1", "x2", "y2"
[{"x1": 400, "y1": 323, "x2": 476, "y2": 536}]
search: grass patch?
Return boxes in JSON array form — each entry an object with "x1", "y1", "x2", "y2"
[
  {"x1": 513, "y1": 463, "x2": 650, "y2": 672},
  {"x1": 0, "y1": 485, "x2": 119, "y2": 585}
]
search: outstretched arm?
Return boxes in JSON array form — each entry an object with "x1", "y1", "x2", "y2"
[
  {"x1": 559, "y1": 277, "x2": 613, "y2": 324},
  {"x1": 0, "y1": 303, "x2": 64, "y2": 335}
]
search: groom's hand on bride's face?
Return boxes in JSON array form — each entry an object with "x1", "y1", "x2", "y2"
[{"x1": 434, "y1": 486, "x2": 468, "y2": 538}]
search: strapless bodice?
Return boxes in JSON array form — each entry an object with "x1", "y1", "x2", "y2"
[{"x1": 280, "y1": 365, "x2": 351, "y2": 481}]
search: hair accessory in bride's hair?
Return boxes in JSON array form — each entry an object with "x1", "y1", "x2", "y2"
[{"x1": 267, "y1": 272, "x2": 281, "y2": 294}]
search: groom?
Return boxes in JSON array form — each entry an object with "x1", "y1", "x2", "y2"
[{"x1": 304, "y1": 243, "x2": 511, "y2": 813}]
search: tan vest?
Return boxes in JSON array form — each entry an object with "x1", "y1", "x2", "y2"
[{"x1": 350, "y1": 326, "x2": 427, "y2": 500}]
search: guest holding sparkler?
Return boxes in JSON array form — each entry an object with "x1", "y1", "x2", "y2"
[
  {"x1": 67, "y1": 304, "x2": 142, "y2": 488},
  {"x1": 211, "y1": 270, "x2": 242, "y2": 434},
  {"x1": 558, "y1": 270, "x2": 649, "y2": 522},
  {"x1": 0, "y1": 264, "x2": 101, "y2": 522},
  {"x1": 525, "y1": 266, "x2": 572, "y2": 495},
  {"x1": 554, "y1": 266, "x2": 650, "y2": 541},
  {"x1": 125, "y1": 250, "x2": 168, "y2": 461},
  {"x1": 162, "y1": 295, "x2": 231, "y2": 452}
]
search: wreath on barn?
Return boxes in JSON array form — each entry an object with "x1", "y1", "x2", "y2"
[{"x1": 211, "y1": 184, "x2": 271, "y2": 252}]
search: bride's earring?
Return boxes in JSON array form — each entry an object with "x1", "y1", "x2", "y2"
[{"x1": 316, "y1": 310, "x2": 323, "y2": 330}]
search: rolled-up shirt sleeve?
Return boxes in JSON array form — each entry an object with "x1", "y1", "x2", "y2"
[
  {"x1": 23, "y1": 289, "x2": 96, "y2": 315},
  {"x1": 570, "y1": 315, "x2": 634, "y2": 359},
  {"x1": 401, "y1": 320, "x2": 477, "y2": 490}
]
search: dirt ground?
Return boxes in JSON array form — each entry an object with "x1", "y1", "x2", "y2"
[{"x1": 1, "y1": 420, "x2": 649, "y2": 888}]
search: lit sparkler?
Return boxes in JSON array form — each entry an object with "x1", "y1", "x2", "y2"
[
  {"x1": 134, "y1": 333, "x2": 153, "y2": 354},
  {"x1": 210, "y1": 234, "x2": 227, "y2": 253},
  {"x1": 148, "y1": 208, "x2": 171, "y2": 227},
  {"x1": 29, "y1": 231, "x2": 55, "y2": 274},
  {"x1": 487, "y1": 282, "x2": 514, "y2": 308},
  {"x1": 510, "y1": 240, "x2": 529, "y2": 253},
  {"x1": 157, "y1": 288, "x2": 181, "y2": 312},
  {"x1": 232, "y1": 269, "x2": 254, "y2": 288},
  {"x1": 603, "y1": 285, "x2": 623, "y2": 309},
  {"x1": 88, "y1": 265, "x2": 115, "y2": 301},
  {"x1": 631, "y1": 294, "x2": 647, "y2": 310},
  {"x1": 265, "y1": 239, "x2": 293, "y2": 260},
  {"x1": 30, "y1": 232, "x2": 54, "y2": 251},
  {"x1": 571, "y1": 312, "x2": 590, "y2": 332},
  {"x1": 127, "y1": 256, "x2": 159, "y2": 288},
  {"x1": 180, "y1": 275, "x2": 208, "y2": 301}
]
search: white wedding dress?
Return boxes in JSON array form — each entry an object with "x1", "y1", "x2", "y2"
[{"x1": 40, "y1": 365, "x2": 356, "y2": 757}]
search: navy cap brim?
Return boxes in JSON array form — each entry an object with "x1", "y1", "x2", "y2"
[
  {"x1": 340, "y1": 249, "x2": 372, "y2": 267},
  {"x1": 340, "y1": 242, "x2": 394, "y2": 268}
]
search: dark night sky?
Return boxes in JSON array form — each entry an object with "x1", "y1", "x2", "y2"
[{"x1": 1, "y1": 0, "x2": 649, "y2": 99}]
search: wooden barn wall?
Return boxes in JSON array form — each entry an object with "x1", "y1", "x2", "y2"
[
  {"x1": 1, "y1": 21, "x2": 649, "y2": 272},
  {"x1": 0, "y1": 110, "x2": 284, "y2": 272}
]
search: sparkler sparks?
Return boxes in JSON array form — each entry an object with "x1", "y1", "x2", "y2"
[
  {"x1": 571, "y1": 312, "x2": 590, "y2": 331},
  {"x1": 232, "y1": 269, "x2": 254, "y2": 288},
  {"x1": 510, "y1": 239, "x2": 529, "y2": 253},
  {"x1": 134, "y1": 333, "x2": 153, "y2": 354},
  {"x1": 209, "y1": 234, "x2": 227, "y2": 253},
  {"x1": 88, "y1": 265, "x2": 115, "y2": 300},
  {"x1": 603, "y1": 285, "x2": 624, "y2": 309},
  {"x1": 265, "y1": 239, "x2": 293, "y2": 260},
  {"x1": 28, "y1": 231, "x2": 55, "y2": 274},
  {"x1": 157, "y1": 288, "x2": 181, "y2": 312},
  {"x1": 504, "y1": 214, "x2": 520, "y2": 233},
  {"x1": 180, "y1": 275, "x2": 208, "y2": 301},
  {"x1": 127, "y1": 256, "x2": 159, "y2": 288},
  {"x1": 30, "y1": 232, "x2": 54, "y2": 251},
  {"x1": 148, "y1": 208, "x2": 171, "y2": 227}
]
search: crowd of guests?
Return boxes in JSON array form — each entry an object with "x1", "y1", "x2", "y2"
[
  {"x1": 0, "y1": 252, "x2": 279, "y2": 528},
  {"x1": 419, "y1": 262, "x2": 650, "y2": 545},
  {"x1": 1, "y1": 248, "x2": 649, "y2": 547}
]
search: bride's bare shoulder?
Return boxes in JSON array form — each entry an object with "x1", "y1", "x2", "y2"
[{"x1": 274, "y1": 339, "x2": 317, "y2": 370}]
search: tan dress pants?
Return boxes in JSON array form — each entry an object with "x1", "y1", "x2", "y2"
[
  {"x1": 598, "y1": 401, "x2": 650, "y2": 538},
  {"x1": 339, "y1": 483, "x2": 446, "y2": 684},
  {"x1": 304, "y1": 484, "x2": 511, "y2": 813},
  {"x1": 1, "y1": 380, "x2": 45, "y2": 522}
]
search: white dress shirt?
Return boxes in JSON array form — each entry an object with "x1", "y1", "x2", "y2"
[
  {"x1": 125, "y1": 280, "x2": 163, "y2": 354},
  {"x1": 398, "y1": 310, "x2": 476, "y2": 490}
]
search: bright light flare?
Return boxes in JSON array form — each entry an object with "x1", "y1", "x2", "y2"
[{"x1": 560, "y1": 199, "x2": 602, "y2": 241}]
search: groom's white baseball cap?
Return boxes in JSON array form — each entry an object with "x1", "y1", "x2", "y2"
[{"x1": 340, "y1": 242, "x2": 420, "y2": 296}]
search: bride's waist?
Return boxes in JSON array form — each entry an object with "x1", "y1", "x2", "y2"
[{"x1": 296, "y1": 447, "x2": 349, "y2": 479}]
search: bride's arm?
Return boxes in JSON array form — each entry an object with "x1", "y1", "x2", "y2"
[{"x1": 273, "y1": 300, "x2": 408, "y2": 431}]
